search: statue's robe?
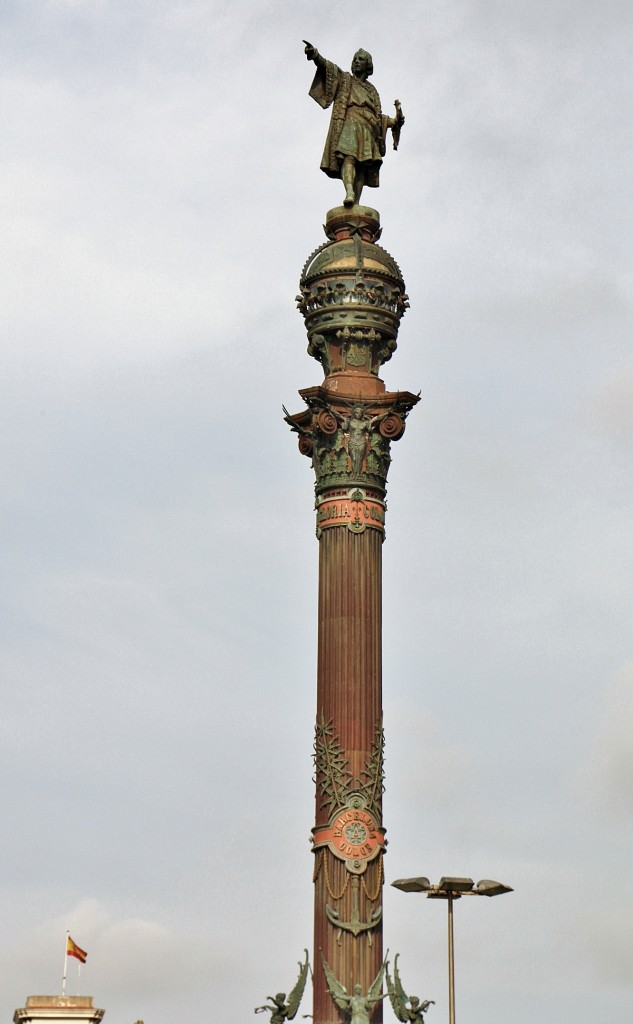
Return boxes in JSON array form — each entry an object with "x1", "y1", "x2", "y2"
[{"x1": 309, "y1": 58, "x2": 390, "y2": 188}]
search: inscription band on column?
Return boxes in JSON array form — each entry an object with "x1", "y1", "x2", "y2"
[{"x1": 316, "y1": 487, "x2": 386, "y2": 537}]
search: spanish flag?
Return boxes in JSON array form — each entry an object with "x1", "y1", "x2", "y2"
[{"x1": 67, "y1": 936, "x2": 87, "y2": 963}]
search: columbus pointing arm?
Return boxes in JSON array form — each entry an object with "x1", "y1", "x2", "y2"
[{"x1": 304, "y1": 40, "x2": 405, "y2": 208}]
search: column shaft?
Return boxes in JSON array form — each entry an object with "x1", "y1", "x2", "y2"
[{"x1": 313, "y1": 526, "x2": 383, "y2": 1024}]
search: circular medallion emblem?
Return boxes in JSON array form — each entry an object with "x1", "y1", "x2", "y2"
[
  {"x1": 344, "y1": 821, "x2": 368, "y2": 845},
  {"x1": 311, "y1": 796, "x2": 385, "y2": 873}
]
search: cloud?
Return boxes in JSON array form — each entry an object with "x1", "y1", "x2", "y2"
[
  {"x1": 385, "y1": 705, "x2": 471, "y2": 807},
  {"x1": 586, "y1": 663, "x2": 633, "y2": 817},
  {"x1": 588, "y1": 364, "x2": 633, "y2": 444},
  {"x1": 4, "y1": 899, "x2": 232, "y2": 1010},
  {"x1": 576, "y1": 905, "x2": 633, "y2": 987},
  {"x1": 1, "y1": 3, "x2": 633, "y2": 1023}
]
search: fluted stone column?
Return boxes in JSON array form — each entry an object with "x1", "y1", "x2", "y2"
[{"x1": 286, "y1": 206, "x2": 417, "y2": 1024}]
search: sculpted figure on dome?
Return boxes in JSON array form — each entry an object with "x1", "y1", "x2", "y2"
[{"x1": 304, "y1": 41, "x2": 405, "y2": 208}]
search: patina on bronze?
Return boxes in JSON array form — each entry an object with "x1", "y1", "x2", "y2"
[
  {"x1": 254, "y1": 951, "x2": 311, "y2": 1024},
  {"x1": 326, "y1": 874, "x2": 383, "y2": 943},
  {"x1": 304, "y1": 41, "x2": 405, "y2": 208},
  {"x1": 278, "y1": 45, "x2": 417, "y2": 1024},
  {"x1": 386, "y1": 955, "x2": 434, "y2": 1024},
  {"x1": 321, "y1": 955, "x2": 387, "y2": 1024},
  {"x1": 285, "y1": 203, "x2": 417, "y2": 1019}
]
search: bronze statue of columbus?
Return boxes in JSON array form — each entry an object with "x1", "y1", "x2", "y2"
[{"x1": 304, "y1": 41, "x2": 405, "y2": 207}]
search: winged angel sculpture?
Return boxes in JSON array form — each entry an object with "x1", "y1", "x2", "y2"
[
  {"x1": 322, "y1": 954, "x2": 386, "y2": 1024},
  {"x1": 386, "y1": 955, "x2": 434, "y2": 1024},
  {"x1": 255, "y1": 950, "x2": 311, "y2": 1024}
]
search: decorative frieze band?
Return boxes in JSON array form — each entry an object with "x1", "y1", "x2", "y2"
[{"x1": 316, "y1": 488, "x2": 385, "y2": 536}]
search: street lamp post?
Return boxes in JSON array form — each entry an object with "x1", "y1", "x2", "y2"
[{"x1": 391, "y1": 875, "x2": 512, "y2": 1024}]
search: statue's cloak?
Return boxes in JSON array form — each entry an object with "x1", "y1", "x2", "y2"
[{"x1": 309, "y1": 59, "x2": 389, "y2": 188}]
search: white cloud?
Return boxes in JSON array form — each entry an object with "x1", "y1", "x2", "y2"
[
  {"x1": 576, "y1": 905, "x2": 633, "y2": 987},
  {"x1": 589, "y1": 364, "x2": 633, "y2": 444},
  {"x1": 1, "y1": 2, "x2": 633, "y2": 1023},
  {"x1": 4, "y1": 899, "x2": 231, "y2": 1011},
  {"x1": 586, "y1": 663, "x2": 633, "y2": 818}
]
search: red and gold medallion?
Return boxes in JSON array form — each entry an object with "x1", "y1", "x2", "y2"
[{"x1": 312, "y1": 797, "x2": 385, "y2": 874}]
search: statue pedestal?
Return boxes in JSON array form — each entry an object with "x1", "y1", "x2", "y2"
[{"x1": 325, "y1": 205, "x2": 381, "y2": 242}]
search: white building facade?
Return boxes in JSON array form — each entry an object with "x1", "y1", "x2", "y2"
[{"x1": 13, "y1": 996, "x2": 104, "y2": 1024}]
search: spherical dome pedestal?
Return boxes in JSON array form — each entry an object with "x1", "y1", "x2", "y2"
[{"x1": 296, "y1": 206, "x2": 409, "y2": 392}]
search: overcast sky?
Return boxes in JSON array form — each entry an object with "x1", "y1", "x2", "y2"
[{"x1": 1, "y1": 2, "x2": 632, "y2": 1022}]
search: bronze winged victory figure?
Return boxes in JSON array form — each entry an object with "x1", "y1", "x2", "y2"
[
  {"x1": 304, "y1": 40, "x2": 404, "y2": 208},
  {"x1": 255, "y1": 950, "x2": 311, "y2": 1024},
  {"x1": 322, "y1": 954, "x2": 387, "y2": 1024},
  {"x1": 386, "y1": 954, "x2": 434, "y2": 1024}
]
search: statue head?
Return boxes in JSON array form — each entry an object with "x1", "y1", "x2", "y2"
[
  {"x1": 351, "y1": 49, "x2": 373, "y2": 77},
  {"x1": 410, "y1": 997, "x2": 420, "y2": 1008},
  {"x1": 274, "y1": 993, "x2": 286, "y2": 1005},
  {"x1": 354, "y1": 984, "x2": 363, "y2": 995}
]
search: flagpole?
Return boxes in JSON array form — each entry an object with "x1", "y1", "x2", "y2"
[
  {"x1": 62, "y1": 931, "x2": 69, "y2": 996},
  {"x1": 77, "y1": 961, "x2": 81, "y2": 997}
]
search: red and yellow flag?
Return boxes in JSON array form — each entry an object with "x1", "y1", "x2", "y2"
[{"x1": 67, "y1": 936, "x2": 87, "y2": 963}]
